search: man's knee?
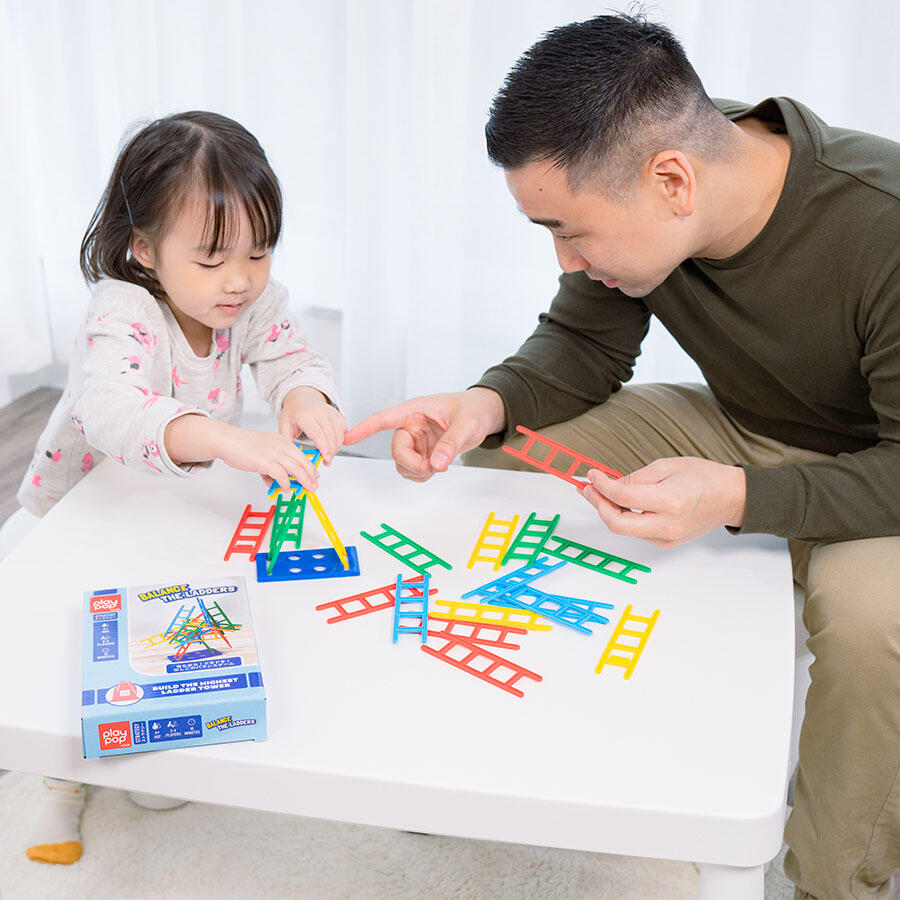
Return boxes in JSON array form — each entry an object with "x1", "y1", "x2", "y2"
[{"x1": 804, "y1": 537, "x2": 900, "y2": 667}]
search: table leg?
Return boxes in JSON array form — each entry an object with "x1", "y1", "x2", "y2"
[{"x1": 696, "y1": 862, "x2": 764, "y2": 899}]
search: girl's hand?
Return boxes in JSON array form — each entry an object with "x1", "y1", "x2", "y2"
[
  {"x1": 279, "y1": 386, "x2": 347, "y2": 464},
  {"x1": 164, "y1": 414, "x2": 320, "y2": 492}
]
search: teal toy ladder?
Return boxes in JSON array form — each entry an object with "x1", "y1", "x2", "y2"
[{"x1": 393, "y1": 573, "x2": 430, "y2": 642}]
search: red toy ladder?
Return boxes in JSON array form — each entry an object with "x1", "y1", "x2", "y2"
[
  {"x1": 224, "y1": 505, "x2": 276, "y2": 561},
  {"x1": 422, "y1": 634, "x2": 542, "y2": 698},
  {"x1": 502, "y1": 425, "x2": 622, "y2": 485}
]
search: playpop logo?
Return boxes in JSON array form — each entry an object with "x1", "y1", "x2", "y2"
[
  {"x1": 98, "y1": 721, "x2": 132, "y2": 751},
  {"x1": 90, "y1": 594, "x2": 121, "y2": 613}
]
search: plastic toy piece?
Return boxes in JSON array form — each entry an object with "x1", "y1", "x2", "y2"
[
  {"x1": 305, "y1": 491, "x2": 350, "y2": 570},
  {"x1": 256, "y1": 546, "x2": 360, "y2": 583},
  {"x1": 360, "y1": 523, "x2": 453, "y2": 575},
  {"x1": 595, "y1": 604, "x2": 660, "y2": 680},
  {"x1": 393, "y1": 573, "x2": 430, "y2": 643},
  {"x1": 502, "y1": 512, "x2": 561, "y2": 567},
  {"x1": 164, "y1": 604, "x2": 196, "y2": 637},
  {"x1": 427, "y1": 616, "x2": 528, "y2": 651},
  {"x1": 430, "y1": 598, "x2": 553, "y2": 632},
  {"x1": 267, "y1": 492, "x2": 308, "y2": 575},
  {"x1": 224, "y1": 505, "x2": 275, "y2": 561},
  {"x1": 501, "y1": 425, "x2": 622, "y2": 486},
  {"x1": 466, "y1": 512, "x2": 520, "y2": 571},
  {"x1": 421, "y1": 635, "x2": 542, "y2": 698},
  {"x1": 542, "y1": 535, "x2": 651, "y2": 584},
  {"x1": 315, "y1": 575, "x2": 436, "y2": 624},
  {"x1": 267, "y1": 448, "x2": 323, "y2": 498},
  {"x1": 461, "y1": 556, "x2": 566, "y2": 604},
  {"x1": 486, "y1": 584, "x2": 614, "y2": 635},
  {"x1": 197, "y1": 599, "x2": 239, "y2": 632}
]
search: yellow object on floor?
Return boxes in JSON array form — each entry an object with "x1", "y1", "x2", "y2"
[{"x1": 26, "y1": 840, "x2": 82, "y2": 864}]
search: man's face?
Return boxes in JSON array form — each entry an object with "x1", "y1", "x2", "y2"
[{"x1": 505, "y1": 160, "x2": 692, "y2": 298}]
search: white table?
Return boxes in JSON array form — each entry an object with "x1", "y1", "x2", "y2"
[{"x1": 0, "y1": 456, "x2": 794, "y2": 899}]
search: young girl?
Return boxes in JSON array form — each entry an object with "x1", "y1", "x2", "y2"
[{"x1": 15, "y1": 110, "x2": 346, "y2": 863}]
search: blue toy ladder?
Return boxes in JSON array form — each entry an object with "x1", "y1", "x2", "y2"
[{"x1": 393, "y1": 573, "x2": 431, "y2": 643}]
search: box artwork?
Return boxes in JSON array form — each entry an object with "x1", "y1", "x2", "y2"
[{"x1": 81, "y1": 575, "x2": 266, "y2": 758}]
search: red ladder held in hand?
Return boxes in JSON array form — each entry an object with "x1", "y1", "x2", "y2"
[{"x1": 502, "y1": 425, "x2": 622, "y2": 485}]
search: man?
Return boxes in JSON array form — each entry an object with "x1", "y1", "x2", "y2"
[{"x1": 344, "y1": 13, "x2": 900, "y2": 899}]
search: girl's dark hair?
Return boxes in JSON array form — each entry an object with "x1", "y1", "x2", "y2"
[
  {"x1": 485, "y1": 12, "x2": 728, "y2": 197},
  {"x1": 80, "y1": 111, "x2": 282, "y2": 299}
]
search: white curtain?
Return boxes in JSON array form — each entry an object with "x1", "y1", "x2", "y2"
[{"x1": 4, "y1": 0, "x2": 900, "y2": 443}]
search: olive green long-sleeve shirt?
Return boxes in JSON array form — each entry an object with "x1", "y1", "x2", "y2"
[{"x1": 476, "y1": 97, "x2": 900, "y2": 542}]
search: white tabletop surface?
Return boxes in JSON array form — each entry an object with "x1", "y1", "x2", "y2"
[{"x1": 0, "y1": 455, "x2": 794, "y2": 867}]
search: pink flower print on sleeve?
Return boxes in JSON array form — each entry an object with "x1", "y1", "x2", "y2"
[
  {"x1": 206, "y1": 387, "x2": 225, "y2": 410},
  {"x1": 45, "y1": 449, "x2": 62, "y2": 463},
  {"x1": 140, "y1": 440, "x2": 162, "y2": 473},
  {"x1": 174, "y1": 405, "x2": 200, "y2": 414},
  {"x1": 236, "y1": 375, "x2": 242, "y2": 394},
  {"x1": 136, "y1": 386, "x2": 164, "y2": 409},
  {"x1": 264, "y1": 324, "x2": 281, "y2": 344},
  {"x1": 172, "y1": 365, "x2": 187, "y2": 388},
  {"x1": 31, "y1": 474, "x2": 42, "y2": 488},
  {"x1": 81, "y1": 453, "x2": 94, "y2": 473},
  {"x1": 129, "y1": 322, "x2": 157, "y2": 355},
  {"x1": 71, "y1": 414, "x2": 85, "y2": 435},
  {"x1": 121, "y1": 355, "x2": 143, "y2": 374}
]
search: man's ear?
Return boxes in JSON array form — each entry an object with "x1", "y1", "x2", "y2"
[
  {"x1": 648, "y1": 150, "x2": 695, "y2": 217},
  {"x1": 130, "y1": 230, "x2": 155, "y2": 269}
]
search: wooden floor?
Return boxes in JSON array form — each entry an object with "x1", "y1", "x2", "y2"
[{"x1": 0, "y1": 387, "x2": 61, "y2": 527}]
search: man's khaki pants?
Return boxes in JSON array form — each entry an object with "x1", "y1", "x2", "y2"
[{"x1": 465, "y1": 384, "x2": 900, "y2": 900}]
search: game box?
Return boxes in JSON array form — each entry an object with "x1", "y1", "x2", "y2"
[{"x1": 81, "y1": 575, "x2": 266, "y2": 759}]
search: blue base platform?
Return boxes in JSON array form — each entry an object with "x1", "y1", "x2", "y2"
[{"x1": 256, "y1": 546, "x2": 360, "y2": 582}]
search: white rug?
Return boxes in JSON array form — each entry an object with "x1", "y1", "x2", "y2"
[{"x1": 0, "y1": 771, "x2": 795, "y2": 899}]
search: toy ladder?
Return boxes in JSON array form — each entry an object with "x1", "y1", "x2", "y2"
[
  {"x1": 393, "y1": 573, "x2": 430, "y2": 643},
  {"x1": 306, "y1": 491, "x2": 350, "y2": 569},
  {"x1": 461, "y1": 556, "x2": 566, "y2": 604},
  {"x1": 316, "y1": 576, "x2": 434, "y2": 624},
  {"x1": 467, "y1": 512, "x2": 520, "y2": 570},
  {"x1": 165, "y1": 604, "x2": 196, "y2": 637},
  {"x1": 421, "y1": 636, "x2": 542, "y2": 698},
  {"x1": 224, "y1": 505, "x2": 275, "y2": 561},
  {"x1": 430, "y1": 598, "x2": 552, "y2": 632},
  {"x1": 502, "y1": 512, "x2": 561, "y2": 566},
  {"x1": 140, "y1": 631, "x2": 174, "y2": 649},
  {"x1": 543, "y1": 535, "x2": 651, "y2": 584},
  {"x1": 502, "y1": 425, "x2": 622, "y2": 485},
  {"x1": 428, "y1": 616, "x2": 528, "y2": 651},
  {"x1": 360, "y1": 523, "x2": 452, "y2": 575},
  {"x1": 198, "y1": 599, "x2": 239, "y2": 631},
  {"x1": 267, "y1": 493, "x2": 308, "y2": 574},
  {"x1": 595, "y1": 604, "x2": 660, "y2": 679},
  {"x1": 489, "y1": 585, "x2": 613, "y2": 635}
]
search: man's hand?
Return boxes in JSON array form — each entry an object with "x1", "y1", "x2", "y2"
[
  {"x1": 579, "y1": 457, "x2": 747, "y2": 548},
  {"x1": 344, "y1": 387, "x2": 506, "y2": 481},
  {"x1": 279, "y1": 386, "x2": 347, "y2": 465}
]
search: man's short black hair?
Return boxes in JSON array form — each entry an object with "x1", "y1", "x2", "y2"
[{"x1": 485, "y1": 12, "x2": 729, "y2": 197}]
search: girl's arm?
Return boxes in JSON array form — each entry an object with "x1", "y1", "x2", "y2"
[
  {"x1": 164, "y1": 413, "x2": 320, "y2": 492},
  {"x1": 243, "y1": 280, "x2": 346, "y2": 460}
]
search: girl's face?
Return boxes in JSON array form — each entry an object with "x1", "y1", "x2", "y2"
[{"x1": 131, "y1": 192, "x2": 272, "y2": 349}]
